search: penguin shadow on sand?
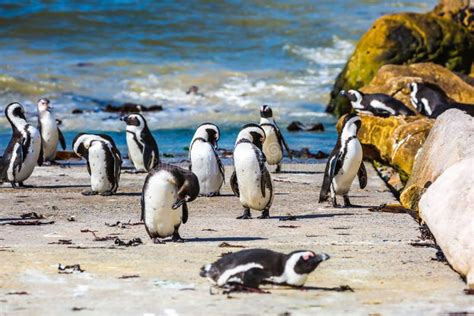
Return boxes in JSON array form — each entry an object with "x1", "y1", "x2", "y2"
[
  {"x1": 272, "y1": 170, "x2": 323, "y2": 175},
  {"x1": 185, "y1": 236, "x2": 267, "y2": 243},
  {"x1": 273, "y1": 212, "x2": 355, "y2": 221}
]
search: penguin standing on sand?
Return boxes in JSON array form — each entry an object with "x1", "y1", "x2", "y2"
[
  {"x1": 141, "y1": 163, "x2": 200, "y2": 243},
  {"x1": 122, "y1": 113, "x2": 159, "y2": 172},
  {"x1": 340, "y1": 89, "x2": 415, "y2": 117},
  {"x1": 200, "y1": 248, "x2": 330, "y2": 289},
  {"x1": 231, "y1": 124, "x2": 273, "y2": 219},
  {"x1": 72, "y1": 133, "x2": 122, "y2": 195},
  {"x1": 259, "y1": 105, "x2": 291, "y2": 172},
  {"x1": 37, "y1": 98, "x2": 66, "y2": 162},
  {"x1": 319, "y1": 114, "x2": 367, "y2": 207},
  {"x1": 0, "y1": 102, "x2": 43, "y2": 187},
  {"x1": 189, "y1": 123, "x2": 224, "y2": 196},
  {"x1": 409, "y1": 82, "x2": 474, "y2": 118}
]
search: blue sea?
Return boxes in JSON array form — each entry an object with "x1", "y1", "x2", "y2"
[{"x1": 0, "y1": 0, "x2": 436, "y2": 156}]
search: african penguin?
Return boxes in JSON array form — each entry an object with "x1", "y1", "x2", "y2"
[
  {"x1": 37, "y1": 98, "x2": 66, "y2": 162},
  {"x1": 72, "y1": 133, "x2": 122, "y2": 195},
  {"x1": 0, "y1": 102, "x2": 43, "y2": 188},
  {"x1": 340, "y1": 89, "x2": 415, "y2": 117},
  {"x1": 231, "y1": 124, "x2": 273, "y2": 219},
  {"x1": 200, "y1": 248, "x2": 330, "y2": 289},
  {"x1": 122, "y1": 113, "x2": 160, "y2": 172},
  {"x1": 259, "y1": 105, "x2": 291, "y2": 173},
  {"x1": 189, "y1": 123, "x2": 224, "y2": 196},
  {"x1": 409, "y1": 82, "x2": 474, "y2": 118},
  {"x1": 319, "y1": 113, "x2": 367, "y2": 207},
  {"x1": 141, "y1": 163, "x2": 199, "y2": 243}
]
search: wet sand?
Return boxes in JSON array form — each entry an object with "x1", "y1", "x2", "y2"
[{"x1": 0, "y1": 163, "x2": 472, "y2": 315}]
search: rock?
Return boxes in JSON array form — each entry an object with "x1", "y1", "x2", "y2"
[
  {"x1": 327, "y1": 2, "x2": 474, "y2": 117},
  {"x1": 55, "y1": 151, "x2": 81, "y2": 161},
  {"x1": 287, "y1": 121, "x2": 305, "y2": 131},
  {"x1": 360, "y1": 63, "x2": 474, "y2": 111},
  {"x1": 104, "y1": 103, "x2": 163, "y2": 113},
  {"x1": 400, "y1": 109, "x2": 474, "y2": 211},
  {"x1": 289, "y1": 148, "x2": 328, "y2": 159},
  {"x1": 337, "y1": 114, "x2": 434, "y2": 182},
  {"x1": 286, "y1": 121, "x2": 325, "y2": 132},
  {"x1": 419, "y1": 158, "x2": 474, "y2": 288},
  {"x1": 71, "y1": 109, "x2": 83, "y2": 114}
]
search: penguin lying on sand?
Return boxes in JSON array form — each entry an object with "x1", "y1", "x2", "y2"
[
  {"x1": 122, "y1": 113, "x2": 160, "y2": 172},
  {"x1": 189, "y1": 123, "x2": 224, "y2": 196},
  {"x1": 72, "y1": 133, "x2": 122, "y2": 195},
  {"x1": 200, "y1": 248, "x2": 330, "y2": 289},
  {"x1": 141, "y1": 163, "x2": 200, "y2": 243},
  {"x1": 340, "y1": 89, "x2": 415, "y2": 117},
  {"x1": 37, "y1": 98, "x2": 66, "y2": 162},
  {"x1": 319, "y1": 113, "x2": 367, "y2": 207},
  {"x1": 0, "y1": 102, "x2": 43, "y2": 188},
  {"x1": 409, "y1": 82, "x2": 474, "y2": 118},
  {"x1": 259, "y1": 105, "x2": 291, "y2": 172},
  {"x1": 231, "y1": 124, "x2": 273, "y2": 219}
]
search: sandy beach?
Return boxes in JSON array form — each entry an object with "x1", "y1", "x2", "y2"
[{"x1": 0, "y1": 162, "x2": 472, "y2": 315}]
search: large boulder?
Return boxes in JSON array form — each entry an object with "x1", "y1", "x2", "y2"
[
  {"x1": 327, "y1": 2, "x2": 474, "y2": 117},
  {"x1": 360, "y1": 63, "x2": 474, "y2": 111},
  {"x1": 400, "y1": 109, "x2": 474, "y2": 211},
  {"x1": 337, "y1": 115, "x2": 434, "y2": 182},
  {"x1": 419, "y1": 158, "x2": 474, "y2": 288}
]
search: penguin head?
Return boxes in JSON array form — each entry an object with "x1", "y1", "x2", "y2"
[
  {"x1": 193, "y1": 123, "x2": 220, "y2": 149},
  {"x1": 341, "y1": 113, "x2": 362, "y2": 136},
  {"x1": 37, "y1": 98, "x2": 52, "y2": 112},
  {"x1": 5, "y1": 102, "x2": 27, "y2": 126},
  {"x1": 236, "y1": 124, "x2": 266, "y2": 150},
  {"x1": 260, "y1": 105, "x2": 273, "y2": 118},
  {"x1": 341, "y1": 90, "x2": 364, "y2": 109},
  {"x1": 288, "y1": 250, "x2": 330, "y2": 275},
  {"x1": 122, "y1": 113, "x2": 147, "y2": 130},
  {"x1": 408, "y1": 82, "x2": 423, "y2": 112},
  {"x1": 199, "y1": 263, "x2": 219, "y2": 282},
  {"x1": 409, "y1": 82, "x2": 445, "y2": 117}
]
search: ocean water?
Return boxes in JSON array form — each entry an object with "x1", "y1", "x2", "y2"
[{"x1": 0, "y1": 0, "x2": 436, "y2": 156}]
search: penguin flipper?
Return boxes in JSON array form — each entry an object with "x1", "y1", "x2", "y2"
[
  {"x1": 86, "y1": 160, "x2": 91, "y2": 175},
  {"x1": 182, "y1": 202, "x2": 188, "y2": 224},
  {"x1": 37, "y1": 138, "x2": 44, "y2": 166},
  {"x1": 275, "y1": 125, "x2": 291, "y2": 158},
  {"x1": 12, "y1": 143, "x2": 23, "y2": 176},
  {"x1": 357, "y1": 162, "x2": 368, "y2": 189},
  {"x1": 143, "y1": 144, "x2": 153, "y2": 171},
  {"x1": 230, "y1": 170, "x2": 240, "y2": 197},
  {"x1": 140, "y1": 191, "x2": 145, "y2": 222},
  {"x1": 58, "y1": 127, "x2": 66, "y2": 150},
  {"x1": 260, "y1": 167, "x2": 272, "y2": 198},
  {"x1": 319, "y1": 152, "x2": 339, "y2": 202},
  {"x1": 242, "y1": 268, "x2": 270, "y2": 289},
  {"x1": 214, "y1": 148, "x2": 225, "y2": 183}
]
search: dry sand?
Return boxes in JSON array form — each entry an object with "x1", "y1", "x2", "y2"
[{"x1": 0, "y1": 163, "x2": 472, "y2": 315}]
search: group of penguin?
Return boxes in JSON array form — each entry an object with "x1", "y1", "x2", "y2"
[
  {"x1": 341, "y1": 81, "x2": 474, "y2": 118},
  {"x1": 3, "y1": 80, "x2": 467, "y2": 290}
]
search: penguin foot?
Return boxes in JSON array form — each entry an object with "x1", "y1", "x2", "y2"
[
  {"x1": 223, "y1": 284, "x2": 269, "y2": 295},
  {"x1": 274, "y1": 164, "x2": 281, "y2": 173},
  {"x1": 153, "y1": 238, "x2": 165, "y2": 244},
  {"x1": 257, "y1": 209, "x2": 270, "y2": 219},
  {"x1": 200, "y1": 192, "x2": 220, "y2": 197},
  {"x1": 343, "y1": 195, "x2": 352, "y2": 208},
  {"x1": 99, "y1": 191, "x2": 113, "y2": 196},
  {"x1": 331, "y1": 197, "x2": 340, "y2": 208},
  {"x1": 10, "y1": 182, "x2": 17, "y2": 189},
  {"x1": 82, "y1": 190, "x2": 98, "y2": 196},
  {"x1": 171, "y1": 231, "x2": 185, "y2": 243},
  {"x1": 236, "y1": 208, "x2": 252, "y2": 220},
  {"x1": 18, "y1": 182, "x2": 33, "y2": 188}
]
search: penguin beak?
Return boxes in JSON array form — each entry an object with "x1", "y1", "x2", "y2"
[
  {"x1": 172, "y1": 195, "x2": 191, "y2": 209},
  {"x1": 120, "y1": 115, "x2": 128, "y2": 122}
]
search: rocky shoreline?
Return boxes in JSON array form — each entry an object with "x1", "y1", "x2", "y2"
[{"x1": 328, "y1": 0, "x2": 474, "y2": 288}]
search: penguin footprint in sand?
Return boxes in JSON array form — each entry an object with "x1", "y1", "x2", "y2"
[
  {"x1": 231, "y1": 124, "x2": 273, "y2": 220},
  {"x1": 200, "y1": 248, "x2": 330, "y2": 291},
  {"x1": 141, "y1": 163, "x2": 199, "y2": 244}
]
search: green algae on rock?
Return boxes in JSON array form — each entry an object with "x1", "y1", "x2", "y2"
[{"x1": 327, "y1": 4, "x2": 474, "y2": 117}]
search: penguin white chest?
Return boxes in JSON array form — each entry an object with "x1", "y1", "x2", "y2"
[
  {"x1": 88, "y1": 144, "x2": 113, "y2": 193},
  {"x1": 126, "y1": 131, "x2": 146, "y2": 171},
  {"x1": 261, "y1": 125, "x2": 283, "y2": 165},
  {"x1": 40, "y1": 112, "x2": 59, "y2": 161},
  {"x1": 234, "y1": 144, "x2": 272, "y2": 211},
  {"x1": 190, "y1": 141, "x2": 223, "y2": 195},
  {"x1": 332, "y1": 140, "x2": 362, "y2": 195},
  {"x1": 14, "y1": 126, "x2": 42, "y2": 182},
  {"x1": 143, "y1": 171, "x2": 182, "y2": 238}
]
